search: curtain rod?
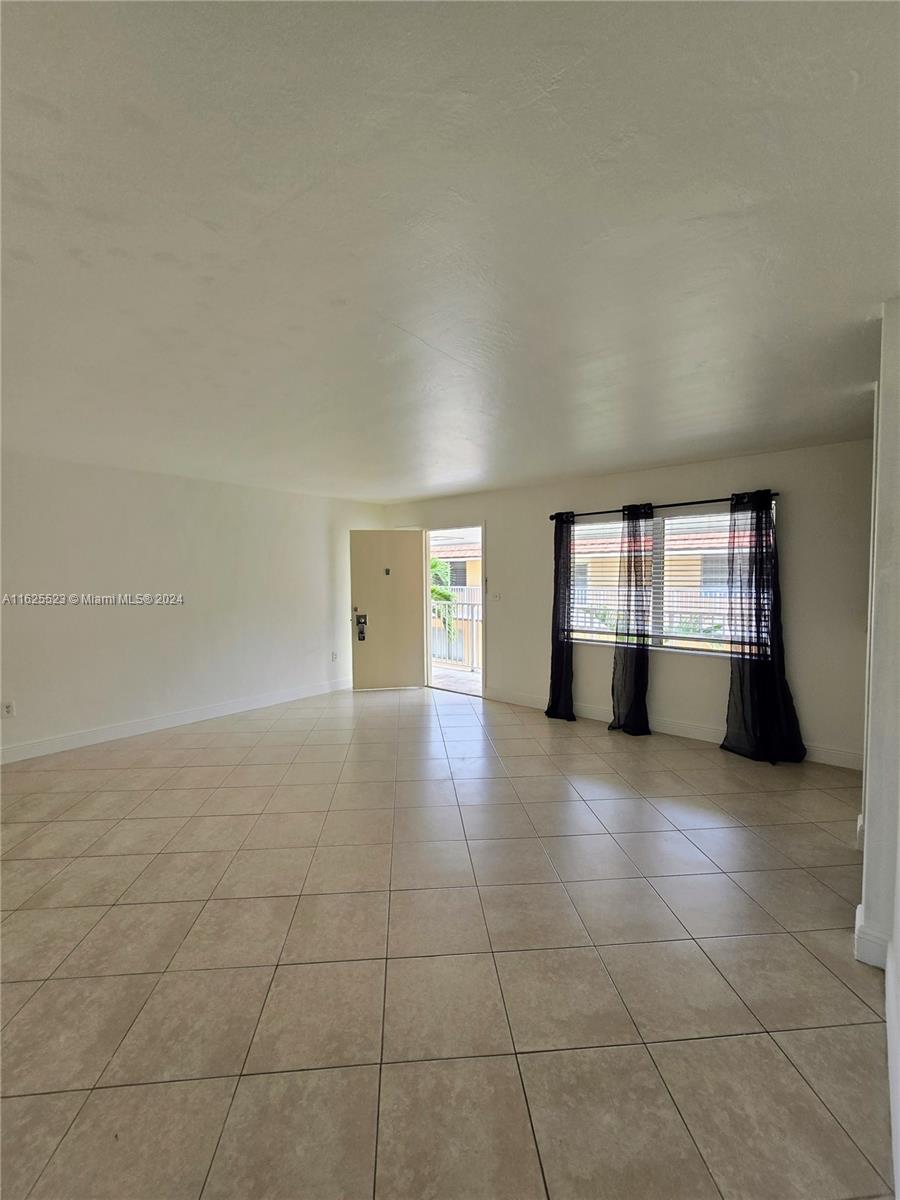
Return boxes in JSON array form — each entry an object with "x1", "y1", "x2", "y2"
[{"x1": 548, "y1": 493, "x2": 779, "y2": 521}]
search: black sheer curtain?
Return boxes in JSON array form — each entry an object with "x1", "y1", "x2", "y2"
[
  {"x1": 721, "y1": 490, "x2": 806, "y2": 763},
  {"x1": 609, "y1": 503, "x2": 653, "y2": 736},
  {"x1": 546, "y1": 512, "x2": 575, "y2": 721}
]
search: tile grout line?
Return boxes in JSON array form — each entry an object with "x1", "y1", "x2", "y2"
[
  {"x1": 195, "y1": 792, "x2": 322, "y2": 1199},
  {"x1": 639, "y1": 871, "x2": 792, "y2": 939},
  {"x1": 370, "y1": 809, "x2": 394, "y2": 1200},
  {"x1": 21, "y1": 1086, "x2": 94, "y2": 1200},
  {"x1": 6, "y1": 951, "x2": 888, "y2": 988},
  {"x1": 765, "y1": 1031, "x2": 894, "y2": 1194},
  {"x1": 643, "y1": 1041, "x2": 728, "y2": 1200},
  {"x1": 461, "y1": 772, "x2": 552, "y2": 1200},
  {"x1": 3, "y1": 1015, "x2": 891, "y2": 1103},
  {"x1": 780, "y1": 928, "x2": 885, "y2": 1022},
  {"x1": 791, "y1": 935, "x2": 886, "y2": 1016}
]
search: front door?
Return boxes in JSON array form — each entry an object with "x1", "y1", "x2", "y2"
[{"x1": 350, "y1": 530, "x2": 426, "y2": 689}]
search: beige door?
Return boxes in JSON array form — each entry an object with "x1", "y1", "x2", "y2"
[{"x1": 350, "y1": 530, "x2": 426, "y2": 689}]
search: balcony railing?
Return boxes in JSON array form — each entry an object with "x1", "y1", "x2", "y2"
[
  {"x1": 431, "y1": 598, "x2": 482, "y2": 672},
  {"x1": 570, "y1": 585, "x2": 731, "y2": 649}
]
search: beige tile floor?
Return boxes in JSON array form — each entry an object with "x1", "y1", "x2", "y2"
[{"x1": 0, "y1": 688, "x2": 891, "y2": 1200}]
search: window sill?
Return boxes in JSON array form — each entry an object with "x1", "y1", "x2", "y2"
[{"x1": 570, "y1": 638, "x2": 731, "y2": 661}]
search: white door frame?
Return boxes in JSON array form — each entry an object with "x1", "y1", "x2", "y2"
[
  {"x1": 424, "y1": 522, "x2": 486, "y2": 696},
  {"x1": 480, "y1": 519, "x2": 488, "y2": 695}
]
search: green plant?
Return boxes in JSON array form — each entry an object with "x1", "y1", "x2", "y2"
[
  {"x1": 590, "y1": 604, "x2": 615, "y2": 630},
  {"x1": 430, "y1": 557, "x2": 452, "y2": 602},
  {"x1": 430, "y1": 557, "x2": 455, "y2": 639}
]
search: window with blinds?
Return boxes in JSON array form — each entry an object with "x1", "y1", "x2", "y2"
[
  {"x1": 570, "y1": 520, "x2": 628, "y2": 642},
  {"x1": 569, "y1": 504, "x2": 752, "y2": 653}
]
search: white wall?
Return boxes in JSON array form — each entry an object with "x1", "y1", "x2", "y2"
[
  {"x1": 388, "y1": 439, "x2": 873, "y2": 767},
  {"x1": 1, "y1": 453, "x2": 382, "y2": 759}
]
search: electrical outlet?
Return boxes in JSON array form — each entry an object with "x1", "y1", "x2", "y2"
[
  {"x1": 2, "y1": 701, "x2": 16, "y2": 718},
  {"x1": 331, "y1": 651, "x2": 338, "y2": 662}
]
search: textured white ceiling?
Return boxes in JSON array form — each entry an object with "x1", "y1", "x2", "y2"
[{"x1": 3, "y1": 3, "x2": 896, "y2": 501}]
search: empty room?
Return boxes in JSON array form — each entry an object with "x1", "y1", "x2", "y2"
[{"x1": 2, "y1": 3, "x2": 899, "y2": 1198}]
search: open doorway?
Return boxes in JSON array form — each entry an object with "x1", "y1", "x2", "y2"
[{"x1": 427, "y1": 526, "x2": 483, "y2": 697}]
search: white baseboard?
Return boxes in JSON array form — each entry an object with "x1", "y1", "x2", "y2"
[
  {"x1": 885, "y1": 944, "x2": 900, "y2": 1188},
  {"x1": 483, "y1": 688, "x2": 551, "y2": 712},
  {"x1": 1, "y1": 677, "x2": 353, "y2": 764},
  {"x1": 798, "y1": 744, "x2": 864, "y2": 770},
  {"x1": 482, "y1": 687, "x2": 862, "y2": 769},
  {"x1": 855, "y1": 908, "x2": 890, "y2": 969}
]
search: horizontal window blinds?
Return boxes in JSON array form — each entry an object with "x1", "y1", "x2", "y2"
[
  {"x1": 570, "y1": 519, "x2": 630, "y2": 641},
  {"x1": 569, "y1": 503, "x2": 766, "y2": 654}
]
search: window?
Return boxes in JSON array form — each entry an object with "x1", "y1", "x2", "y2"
[
  {"x1": 700, "y1": 553, "x2": 729, "y2": 593},
  {"x1": 570, "y1": 521, "x2": 624, "y2": 641},
  {"x1": 659, "y1": 510, "x2": 732, "y2": 650},
  {"x1": 568, "y1": 503, "x2": 762, "y2": 654},
  {"x1": 449, "y1": 561, "x2": 467, "y2": 587}
]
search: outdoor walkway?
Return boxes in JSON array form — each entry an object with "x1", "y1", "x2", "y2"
[{"x1": 431, "y1": 666, "x2": 482, "y2": 696}]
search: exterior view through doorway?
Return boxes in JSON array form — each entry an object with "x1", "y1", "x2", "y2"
[{"x1": 427, "y1": 526, "x2": 483, "y2": 697}]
